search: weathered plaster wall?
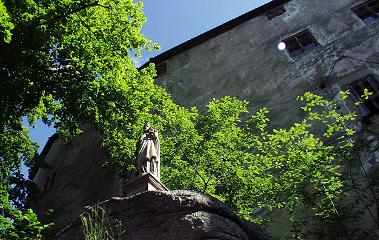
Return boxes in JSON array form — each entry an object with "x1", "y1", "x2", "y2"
[
  {"x1": 32, "y1": 124, "x2": 122, "y2": 233},
  {"x1": 155, "y1": 0, "x2": 379, "y2": 239},
  {"x1": 158, "y1": 0, "x2": 379, "y2": 128}
]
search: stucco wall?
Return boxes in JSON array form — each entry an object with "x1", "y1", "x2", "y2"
[
  {"x1": 31, "y1": 124, "x2": 122, "y2": 233},
  {"x1": 155, "y1": 0, "x2": 379, "y2": 239},
  {"x1": 157, "y1": 0, "x2": 379, "y2": 128}
]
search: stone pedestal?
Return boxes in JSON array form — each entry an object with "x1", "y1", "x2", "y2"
[{"x1": 122, "y1": 173, "x2": 168, "y2": 197}]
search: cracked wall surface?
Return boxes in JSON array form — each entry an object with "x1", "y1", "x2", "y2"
[{"x1": 155, "y1": 0, "x2": 379, "y2": 239}]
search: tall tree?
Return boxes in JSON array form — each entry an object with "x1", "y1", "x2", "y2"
[{"x1": 0, "y1": 0, "x2": 158, "y2": 238}]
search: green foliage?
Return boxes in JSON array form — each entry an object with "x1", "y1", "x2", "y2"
[
  {"x1": 158, "y1": 92, "x2": 357, "y2": 223},
  {"x1": 0, "y1": 187, "x2": 50, "y2": 239},
  {"x1": 0, "y1": 0, "x2": 156, "y2": 238},
  {"x1": 353, "y1": 88, "x2": 373, "y2": 106},
  {"x1": 0, "y1": 0, "x2": 362, "y2": 237},
  {"x1": 0, "y1": 0, "x2": 14, "y2": 43}
]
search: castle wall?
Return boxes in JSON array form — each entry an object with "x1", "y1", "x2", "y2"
[
  {"x1": 32, "y1": 124, "x2": 122, "y2": 232},
  {"x1": 154, "y1": 0, "x2": 379, "y2": 239},
  {"x1": 157, "y1": 0, "x2": 379, "y2": 127}
]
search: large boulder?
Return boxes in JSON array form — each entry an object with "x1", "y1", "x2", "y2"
[{"x1": 57, "y1": 190, "x2": 271, "y2": 240}]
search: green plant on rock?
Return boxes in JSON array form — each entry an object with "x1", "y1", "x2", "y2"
[{"x1": 81, "y1": 205, "x2": 125, "y2": 240}]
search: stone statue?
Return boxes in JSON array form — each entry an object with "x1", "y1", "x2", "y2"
[{"x1": 135, "y1": 123, "x2": 160, "y2": 180}]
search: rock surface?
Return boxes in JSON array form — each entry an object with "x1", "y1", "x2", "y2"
[{"x1": 57, "y1": 190, "x2": 271, "y2": 240}]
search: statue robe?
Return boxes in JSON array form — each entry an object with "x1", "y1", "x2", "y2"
[{"x1": 136, "y1": 131, "x2": 160, "y2": 180}]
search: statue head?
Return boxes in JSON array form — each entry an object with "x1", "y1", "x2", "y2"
[{"x1": 143, "y1": 122, "x2": 151, "y2": 133}]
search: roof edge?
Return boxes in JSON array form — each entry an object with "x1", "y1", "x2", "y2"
[
  {"x1": 29, "y1": 133, "x2": 59, "y2": 180},
  {"x1": 141, "y1": 0, "x2": 290, "y2": 68}
]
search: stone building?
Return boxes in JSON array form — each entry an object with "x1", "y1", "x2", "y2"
[
  {"x1": 31, "y1": 124, "x2": 123, "y2": 233},
  {"x1": 147, "y1": 0, "x2": 379, "y2": 128},
  {"x1": 146, "y1": 0, "x2": 379, "y2": 238},
  {"x1": 32, "y1": 0, "x2": 379, "y2": 239}
]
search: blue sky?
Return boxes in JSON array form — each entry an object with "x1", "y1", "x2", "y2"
[
  {"x1": 28, "y1": 0, "x2": 271, "y2": 153},
  {"x1": 136, "y1": 0, "x2": 271, "y2": 66}
]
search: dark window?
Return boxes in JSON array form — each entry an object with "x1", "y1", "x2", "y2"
[
  {"x1": 156, "y1": 62, "x2": 167, "y2": 77},
  {"x1": 43, "y1": 171, "x2": 58, "y2": 192},
  {"x1": 344, "y1": 75, "x2": 379, "y2": 116},
  {"x1": 50, "y1": 171, "x2": 57, "y2": 187},
  {"x1": 266, "y1": 5, "x2": 286, "y2": 20},
  {"x1": 352, "y1": 0, "x2": 379, "y2": 24},
  {"x1": 44, "y1": 176, "x2": 50, "y2": 192},
  {"x1": 283, "y1": 29, "x2": 319, "y2": 57}
]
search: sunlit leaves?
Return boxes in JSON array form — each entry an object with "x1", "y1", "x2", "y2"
[
  {"x1": 0, "y1": 0, "x2": 14, "y2": 43},
  {"x1": 0, "y1": 188, "x2": 50, "y2": 240},
  {"x1": 1, "y1": 0, "x2": 157, "y2": 238},
  {"x1": 159, "y1": 92, "x2": 357, "y2": 223}
]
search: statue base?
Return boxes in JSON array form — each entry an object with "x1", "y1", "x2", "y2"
[{"x1": 122, "y1": 173, "x2": 168, "y2": 197}]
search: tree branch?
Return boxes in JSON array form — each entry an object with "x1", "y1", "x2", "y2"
[{"x1": 30, "y1": 1, "x2": 111, "y2": 29}]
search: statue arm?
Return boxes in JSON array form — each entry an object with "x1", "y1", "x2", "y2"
[{"x1": 135, "y1": 140, "x2": 140, "y2": 157}]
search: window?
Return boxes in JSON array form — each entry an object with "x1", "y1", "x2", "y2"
[
  {"x1": 283, "y1": 29, "x2": 319, "y2": 57},
  {"x1": 156, "y1": 62, "x2": 167, "y2": 77},
  {"x1": 352, "y1": 0, "x2": 379, "y2": 24},
  {"x1": 44, "y1": 176, "x2": 51, "y2": 192},
  {"x1": 43, "y1": 171, "x2": 58, "y2": 192},
  {"x1": 50, "y1": 171, "x2": 57, "y2": 187},
  {"x1": 266, "y1": 5, "x2": 286, "y2": 20},
  {"x1": 344, "y1": 75, "x2": 379, "y2": 116}
]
